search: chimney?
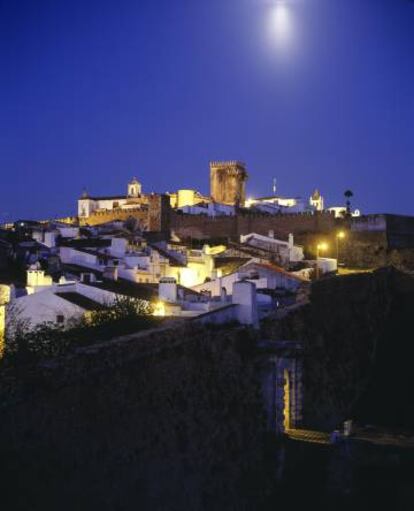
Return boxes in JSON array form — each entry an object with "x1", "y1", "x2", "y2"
[
  {"x1": 111, "y1": 238, "x2": 127, "y2": 257},
  {"x1": 159, "y1": 277, "x2": 177, "y2": 303},
  {"x1": 268, "y1": 230, "x2": 274, "y2": 239},
  {"x1": 288, "y1": 233, "x2": 294, "y2": 248},
  {"x1": 232, "y1": 280, "x2": 259, "y2": 329},
  {"x1": 103, "y1": 266, "x2": 118, "y2": 281},
  {"x1": 80, "y1": 272, "x2": 96, "y2": 284}
]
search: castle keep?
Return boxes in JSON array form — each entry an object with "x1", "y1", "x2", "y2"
[{"x1": 209, "y1": 161, "x2": 248, "y2": 206}]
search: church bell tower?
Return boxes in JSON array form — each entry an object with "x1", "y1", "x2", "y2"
[{"x1": 127, "y1": 177, "x2": 142, "y2": 198}]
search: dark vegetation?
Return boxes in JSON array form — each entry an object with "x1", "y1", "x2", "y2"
[{"x1": 2, "y1": 296, "x2": 161, "y2": 367}]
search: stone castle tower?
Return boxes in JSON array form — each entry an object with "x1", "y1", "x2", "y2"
[{"x1": 209, "y1": 161, "x2": 248, "y2": 206}]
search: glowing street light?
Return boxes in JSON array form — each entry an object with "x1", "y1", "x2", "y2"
[
  {"x1": 317, "y1": 242, "x2": 328, "y2": 255},
  {"x1": 153, "y1": 301, "x2": 165, "y2": 317}
]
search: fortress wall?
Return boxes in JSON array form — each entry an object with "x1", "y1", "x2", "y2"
[
  {"x1": 171, "y1": 211, "x2": 337, "y2": 241},
  {"x1": 79, "y1": 207, "x2": 148, "y2": 227},
  {"x1": 77, "y1": 194, "x2": 171, "y2": 232},
  {"x1": 0, "y1": 324, "x2": 268, "y2": 510}
]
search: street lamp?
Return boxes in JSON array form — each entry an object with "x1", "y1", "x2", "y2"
[
  {"x1": 336, "y1": 231, "x2": 346, "y2": 265},
  {"x1": 316, "y1": 242, "x2": 328, "y2": 279}
]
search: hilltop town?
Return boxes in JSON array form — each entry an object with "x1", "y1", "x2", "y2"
[
  {"x1": 2, "y1": 164, "x2": 414, "y2": 508},
  {"x1": 1, "y1": 160, "x2": 414, "y2": 343},
  {"x1": 3, "y1": 0, "x2": 414, "y2": 506}
]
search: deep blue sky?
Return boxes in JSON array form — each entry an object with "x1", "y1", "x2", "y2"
[{"x1": 1, "y1": 0, "x2": 413, "y2": 221}]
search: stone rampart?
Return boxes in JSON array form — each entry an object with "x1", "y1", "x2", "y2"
[
  {"x1": 79, "y1": 207, "x2": 148, "y2": 227},
  {"x1": 171, "y1": 211, "x2": 337, "y2": 241},
  {"x1": 261, "y1": 268, "x2": 414, "y2": 431},
  {"x1": 0, "y1": 323, "x2": 271, "y2": 510}
]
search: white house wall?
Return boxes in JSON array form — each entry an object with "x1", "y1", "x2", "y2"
[
  {"x1": 8, "y1": 291, "x2": 86, "y2": 331},
  {"x1": 192, "y1": 264, "x2": 301, "y2": 296},
  {"x1": 59, "y1": 247, "x2": 100, "y2": 269}
]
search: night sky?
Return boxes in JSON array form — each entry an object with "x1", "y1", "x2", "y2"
[{"x1": 1, "y1": 0, "x2": 413, "y2": 221}]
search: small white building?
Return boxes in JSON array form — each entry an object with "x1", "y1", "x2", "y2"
[
  {"x1": 245, "y1": 196, "x2": 307, "y2": 214},
  {"x1": 327, "y1": 207, "x2": 361, "y2": 218},
  {"x1": 78, "y1": 178, "x2": 145, "y2": 218},
  {"x1": 316, "y1": 257, "x2": 338, "y2": 275},
  {"x1": 192, "y1": 259, "x2": 305, "y2": 297},
  {"x1": 155, "y1": 277, "x2": 260, "y2": 328},
  {"x1": 6, "y1": 287, "x2": 104, "y2": 334},
  {"x1": 178, "y1": 201, "x2": 235, "y2": 217},
  {"x1": 239, "y1": 232, "x2": 304, "y2": 264}
]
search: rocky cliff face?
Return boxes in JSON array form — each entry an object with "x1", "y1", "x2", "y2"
[{"x1": 262, "y1": 267, "x2": 414, "y2": 431}]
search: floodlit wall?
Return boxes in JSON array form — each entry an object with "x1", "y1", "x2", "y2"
[
  {"x1": 171, "y1": 211, "x2": 336, "y2": 241},
  {"x1": 177, "y1": 189, "x2": 196, "y2": 208},
  {"x1": 60, "y1": 247, "x2": 100, "y2": 268}
]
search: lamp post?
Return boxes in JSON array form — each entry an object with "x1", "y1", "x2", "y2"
[
  {"x1": 316, "y1": 242, "x2": 328, "y2": 279},
  {"x1": 336, "y1": 231, "x2": 345, "y2": 266}
]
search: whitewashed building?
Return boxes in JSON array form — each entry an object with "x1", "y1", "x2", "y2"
[
  {"x1": 239, "y1": 232, "x2": 304, "y2": 265},
  {"x1": 59, "y1": 238, "x2": 223, "y2": 288},
  {"x1": 192, "y1": 259, "x2": 306, "y2": 297}
]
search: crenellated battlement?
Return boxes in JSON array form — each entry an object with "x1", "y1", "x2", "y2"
[
  {"x1": 78, "y1": 207, "x2": 148, "y2": 226},
  {"x1": 209, "y1": 160, "x2": 246, "y2": 168}
]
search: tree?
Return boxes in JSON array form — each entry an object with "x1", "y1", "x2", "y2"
[
  {"x1": 87, "y1": 295, "x2": 153, "y2": 326},
  {"x1": 344, "y1": 189, "x2": 354, "y2": 215},
  {"x1": 2, "y1": 296, "x2": 156, "y2": 365}
]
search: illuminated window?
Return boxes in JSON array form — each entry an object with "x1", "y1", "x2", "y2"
[{"x1": 284, "y1": 369, "x2": 290, "y2": 431}]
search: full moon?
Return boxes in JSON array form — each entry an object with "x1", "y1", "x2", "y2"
[{"x1": 270, "y1": 2, "x2": 293, "y2": 48}]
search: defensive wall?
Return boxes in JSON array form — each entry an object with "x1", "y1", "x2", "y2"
[
  {"x1": 0, "y1": 323, "x2": 272, "y2": 510},
  {"x1": 171, "y1": 211, "x2": 414, "y2": 269},
  {"x1": 69, "y1": 208, "x2": 414, "y2": 269},
  {"x1": 261, "y1": 268, "x2": 414, "y2": 431},
  {"x1": 79, "y1": 207, "x2": 148, "y2": 227},
  {"x1": 77, "y1": 194, "x2": 171, "y2": 233},
  {"x1": 171, "y1": 210, "x2": 337, "y2": 241},
  {"x1": 338, "y1": 215, "x2": 414, "y2": 269}
]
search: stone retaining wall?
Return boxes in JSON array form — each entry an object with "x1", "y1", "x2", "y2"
[{"x1": 0, "y1": 323, "x2": 272, "y2": 511}]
